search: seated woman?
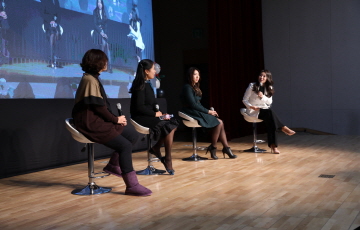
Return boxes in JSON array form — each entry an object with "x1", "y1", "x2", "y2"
[
  {"x1": 130, "y1": 59, "x2": 179, "y2": 175},
  {"x1": 72, "y1": 49, "x2": 151, "y2": 196},
  {"x1": 242, "y1": 69, "x2": 296, "y2": 154},
  {"x1": 180, "y1": 67, "x2": 237, "y2": 159}
]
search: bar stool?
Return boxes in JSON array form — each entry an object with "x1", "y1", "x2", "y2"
[
  {"x1": 240, "y1": 108, "x2": 266, "y2": 153},
  {"x1": 130, "y1": 119, "x2": 166, "y2": 175},
  {"x1": 65, "y1": 118, "x2": 111, "y2": 195},
  {"x1": 178, "y1": 112, "x2": 208, "y2": 161}
]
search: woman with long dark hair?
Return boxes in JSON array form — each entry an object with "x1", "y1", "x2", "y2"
[
  {"x1": 72, "y1": 49, "x2": 151, "y2": 196},
  {"x1": 93, "y1": 0, "x2": 112, "y2": 72},
  {"x1": 180, "y1": 67, "x2": 237, "y2": 159},
  {"x1": 130, "y1": 59, "x2": 179, "y2": 175},
  {"x1": 242, "y1": 70, "x2": 296, "y2": 154}
]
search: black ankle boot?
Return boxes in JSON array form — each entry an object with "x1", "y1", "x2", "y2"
[
  {"x1": 222, "y1": 147, "x2": 237, "y2": 158},
  {"x1": 205, "y1": 144, "x2": 218, "y2": 160}
]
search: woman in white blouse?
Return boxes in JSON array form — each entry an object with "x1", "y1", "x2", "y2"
[{"x1": 242, "y1": 70, "x2": 295, "y2": 154}]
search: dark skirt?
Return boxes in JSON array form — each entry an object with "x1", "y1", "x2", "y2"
[
  {"x1": 45, "y1": 25, "x2": 61, "y2": 40},
  {"x1": 132, "y1": 115, "x2": 179, "y2": 142},
  {"x1": 180, "y1": 108, "x2": 220, "y2": 128}
]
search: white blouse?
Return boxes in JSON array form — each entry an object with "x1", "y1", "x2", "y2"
[{"x1": 242, "y1": 82, "x2": 273, "y2": 117}]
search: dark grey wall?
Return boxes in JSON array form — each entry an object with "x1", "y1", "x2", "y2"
[
  {"x1": 262, "y1": 0, "x2": 360, "y2": 135},
  {"x1": 152, "y1": 0, "x2": 208, "y2": 115}
]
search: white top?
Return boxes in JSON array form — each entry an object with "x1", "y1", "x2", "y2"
[{"x1": 242, "y1": 82, "x2": 273, "y2": 117}]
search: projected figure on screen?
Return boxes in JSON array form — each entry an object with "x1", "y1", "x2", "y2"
[
  {"x1": 0, "y1": 1, "x2": 9, "y2": 65},
  {"x1": 127, "y1": 0, "x2": 144, "y2": 62},
  {"x1": 93, "y1": 0, "x2": 112, "y2": 73},
  {"x1": 41, "y1": 0, "x2": 63, "y2": 68}
]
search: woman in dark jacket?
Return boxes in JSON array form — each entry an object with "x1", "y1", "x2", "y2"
[
  {"x1": 180, "y1": 67, "x2": 237, "y2": 159},
  {"x1": 72, "y1": 49, "x2": 151, "y2": 196},
  {"x1": 130, "y1": 59, "x2": 179, "y2": 175}
]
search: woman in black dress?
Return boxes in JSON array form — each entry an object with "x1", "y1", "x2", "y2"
[
  {"x1": 72, "y1": 49, "x2": 151, "y2": 196},
  {"x1": 180, "y1": 67, "x2": 237, "y2": 159},
  {"x1": 130, "y1": 59, "x2": 179, "y2": 175},
  {"x1": 93, "y1": 0, "x2": 112, "y2": 72},
  {"x1": 41, "y1": 0, "x2": 62, "y2": 68}
]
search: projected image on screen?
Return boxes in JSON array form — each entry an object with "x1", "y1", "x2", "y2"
[{"x1": 0, "y1": 0, "x2": 154, "y2": 99}]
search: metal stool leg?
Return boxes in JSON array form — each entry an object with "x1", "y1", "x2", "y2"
[
  {"x1": 244, "y1": 123, "x2": 266, "y2": 153},
  {"x1": 182, "y1": 127, "x2": 208, "y2": 161},
  {"x1": 72, "y1": 143, "x2": 112, "y2": 195},
  {"x1": 136, "y1": 135, "x2": 166, "y2": 175}
]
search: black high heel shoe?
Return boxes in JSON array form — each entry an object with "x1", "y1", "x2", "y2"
[
  {"x1": 222, "y1": 147, "x2": 237, "y2": 158},
  {"x1": 160, "y1": 157, "x2": 175, "y2": 175},
  {"x1": 205, "y1": 144, "x2": 218, "y2": 160}
]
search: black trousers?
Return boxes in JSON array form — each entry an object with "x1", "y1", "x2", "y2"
[
  {"x1": 103, "y1": 128, "x2": 138, "y2": 174},
  {"x1": 258, "y1": 109, "x2": 284, "y2": 147}
]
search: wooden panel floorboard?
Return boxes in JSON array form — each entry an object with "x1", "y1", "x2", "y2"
[{"x1": 1, "y1": 133, "x2": 360, "y2": 229}]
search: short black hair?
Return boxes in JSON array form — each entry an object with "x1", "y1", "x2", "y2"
[{"x1": 80, "y1": 49, "x2": 108, "y2": 73}]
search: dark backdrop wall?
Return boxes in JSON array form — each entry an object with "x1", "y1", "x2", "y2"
[
  {"x1": 153, "y1": 0, "x2": 265, "y2": 139},
  {"x1": 0, "y1": 98, "x2": 167, "y2": 179},
  {"x1": 1, "y1": 0, "x2": 265, "y2": 178}
]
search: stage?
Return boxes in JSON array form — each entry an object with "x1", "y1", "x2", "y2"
[{"x1": 1, "y1": 133, "x2": 360, "y2": 230}]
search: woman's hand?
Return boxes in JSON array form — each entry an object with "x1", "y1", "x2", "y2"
[
  {"x1": 100, "y1": 31, "x2": 108, "y2": 39},
  {"x1": 162, "y1": 113, "x2": 171, "y2": 120},
  {"x1": 250, "y1": 106, "x2": 260, "y2": 111},
  {"x1": 208, "y1": 110, "x2": 218, "y2": 117},
  {"x1": 0, "y1": 11, "x2": 7, "y2": 19},
  {"x1": 117, "y1": 115, "x2": 127, "y2": 126},
  {"x1": 258, "y1": 92, "x2": 263, "y2": 99},
  {"x1": 155, "y1": 111, "x2": 163, "y2": 117}
]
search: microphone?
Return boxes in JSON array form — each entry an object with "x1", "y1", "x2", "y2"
[
  {"x1": 116, "y1": 103, "x2": 123, "y2": 116},
  {"x1": 210, "y1": 107, "x2": 218, "y2": 117},
  {"x1": 155, "y1": 104, "x2": 159, "y2": 112},
  {"x1": 258, "y1": 82, "x2": 263, "y2": 98}
]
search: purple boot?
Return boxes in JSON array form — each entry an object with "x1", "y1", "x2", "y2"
[
  {"x1": 103, "y1": 152, "x2": 122, "y2": 177},
  {"x1": 122, "y1": 171, "x2": 152, "y2": 196}
]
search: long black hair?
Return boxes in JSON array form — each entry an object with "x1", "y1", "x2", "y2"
[
  {"x1": 129, "y1": 59, "x2": 154, "y2": 92},
  {"x1": 186, "y1": 67, "x2": 202, "y2": 96},
  {"x1": 94, "y1": 0, "x2": 107, "y2": 21},
  {"x1": 252, "y1": 69, "x2": 274, "y2": 97}
]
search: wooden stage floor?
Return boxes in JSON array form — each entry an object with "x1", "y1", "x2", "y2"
[{"x1": 1, "y1": 133, "x2": 360, "y2": 230}]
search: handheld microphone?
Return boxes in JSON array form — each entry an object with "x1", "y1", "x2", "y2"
[
  {"x1": 155, "y1": 104, "x2": 159, "y2": 112},
  {"x1": 258, "y1": 82, "x2": 264, "y2": 98},
  {"x1": 116, "y1": 103, "x2": 123, "y2": 116},
  {"x1": 210, "y1": 107, "x2": 218, "y2": 117}
]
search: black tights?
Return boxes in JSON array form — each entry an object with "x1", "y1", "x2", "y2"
[
  {"x1": 100, "y1": 37, "x2": 111, "y2": 68},
  {"x1": 210, "y1": 119, "x2": 229, "y2": 149},
  {"x1": 49, "y1": 32, "x2": 59, "y2": 64},
  {"x1": 152, "y1": 128, "x2": 177, "y2": 170},
  {"x1": 103, "y1": 129, "x2": 137, "y2": 174}
]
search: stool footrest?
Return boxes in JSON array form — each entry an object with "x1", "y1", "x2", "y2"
[
  {"x1": 148, "y1": 157, "x2": 160, "y2": 162},
  {"x1": 182, "y1": 154, "x2": 208, "y2": 161},
  {"x1": 90, "y1": 171, "x2": 111, "y2": 179}
]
